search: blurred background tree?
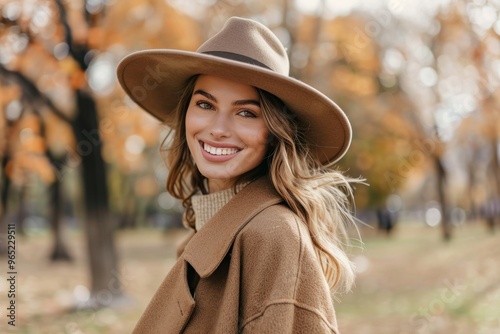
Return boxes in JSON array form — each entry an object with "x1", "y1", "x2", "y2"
[
  {"x1": 0, "y1": 0, "x2": 199, "y2": 308},
  {"x1": 1, "y1": 0, "x2": 500, "y2": 315}
]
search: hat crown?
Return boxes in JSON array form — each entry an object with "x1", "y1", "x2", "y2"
[{"x1": 197, "y1": 17, "x2": 290, "y2": 76}]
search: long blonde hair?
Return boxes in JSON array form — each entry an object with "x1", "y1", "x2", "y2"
[{"x1": 164, "y1": 75, "x2": 359, "y2": 293}]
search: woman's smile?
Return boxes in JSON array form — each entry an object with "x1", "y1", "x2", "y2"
[
  {"x1": 200, "y1": 140, "x2": 241, "y2": 156},
  {"x1": 198, "y1": 140, "x2": 242, "y2": 163}
]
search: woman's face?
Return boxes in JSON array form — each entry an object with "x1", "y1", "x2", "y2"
[{"x1": 185, "y1": 75, "x2": 269, "y2": 192}]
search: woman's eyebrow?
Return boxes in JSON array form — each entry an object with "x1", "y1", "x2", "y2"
[
  {"x1": 193, "y1": 89, "x2": 260, "y2": 107},
  {"x1": 193, "y1": 89, "x2": 217, "y2": 102},
  {"x1": 232, "y1": 99, "x2": 260, "y2": 107}
]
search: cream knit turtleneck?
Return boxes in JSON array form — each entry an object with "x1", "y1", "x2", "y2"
[{"x1": 192, "y1": 182, "x2": 249, "y2": 231}]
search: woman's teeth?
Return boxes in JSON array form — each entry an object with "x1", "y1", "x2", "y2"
[{"x1": 203, "y1": 143, "x2": 239, "y2": 156}]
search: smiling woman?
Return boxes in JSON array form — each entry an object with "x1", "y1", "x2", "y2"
[
  {"x1": 117, "y1": 16, "x2": 360, "y2": 333},
  {"x1": 185, "y1": 75, "x2": 269, "y2": 192}
]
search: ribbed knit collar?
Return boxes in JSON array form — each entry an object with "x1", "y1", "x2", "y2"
[{"x1": 192, "y1": 182, "x2": 249, "y2": 231}]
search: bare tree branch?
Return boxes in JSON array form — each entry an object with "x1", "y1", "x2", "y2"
[
  {"x1": 0, "y1": 63, "x2": 72, "y2": 124},
  {"x1": 54, "y1": 0, "x2": 89, "y2": 70}
]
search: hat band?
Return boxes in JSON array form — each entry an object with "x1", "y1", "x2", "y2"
[{"x1": 202, "y1": 51, "x2": 272, "y2": 71}]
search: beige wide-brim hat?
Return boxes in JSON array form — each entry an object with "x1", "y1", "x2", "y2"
[{"x1": 117, "y1": 17, "x2": 351, "y2": 165}]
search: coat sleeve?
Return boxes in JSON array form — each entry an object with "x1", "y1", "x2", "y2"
[{"x1": 237, "y1": 207, "x2": 339, "y2": 334}]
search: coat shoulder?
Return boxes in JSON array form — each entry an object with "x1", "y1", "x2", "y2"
[
  {"x1": 236, "y1": 203, "x2": 314, "y2": 261},
  {"x1": 240, "y1": 204, "x2": 308, "y2": 245}
]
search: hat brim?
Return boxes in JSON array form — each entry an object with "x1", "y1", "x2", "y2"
[{"x1": 116, "y1": 50, "x2": 351, "y2": 164}]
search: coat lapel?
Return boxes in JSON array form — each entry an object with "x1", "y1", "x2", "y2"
[{"x1": 183, "y1": 176, "x2": 283, "y2": 278}]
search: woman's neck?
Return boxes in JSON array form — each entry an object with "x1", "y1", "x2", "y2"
[{"x1": 207, "y1": 178, "x2": 235, "y2": 193}]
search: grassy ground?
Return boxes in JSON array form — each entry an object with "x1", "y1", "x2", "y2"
[
  {"x1": 1, "y1": 221, "x2": 499, "y2": 333},
  {"x1": 339, "y1": 222, "x2": 500, "y2": 334}
]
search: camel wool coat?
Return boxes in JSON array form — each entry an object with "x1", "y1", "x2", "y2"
[{"x1": 132, "y1": 176, "x2": 339, "y2": 333}]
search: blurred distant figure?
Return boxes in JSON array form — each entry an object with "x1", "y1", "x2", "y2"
[
  {"x1": 481, "y1": 197, "x2": 500, "y2": 233},
  {"x1": 376, "y1": 208, "x2": 397, "y2": 236}
]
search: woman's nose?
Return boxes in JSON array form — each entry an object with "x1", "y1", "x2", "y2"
[{"x1": 209, "y1": 113, "x2": 231, "y2": 138}]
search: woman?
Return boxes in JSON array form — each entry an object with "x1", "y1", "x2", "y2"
[{"x1": 117, "y1": 17, "x2": 359, "y2": 333}]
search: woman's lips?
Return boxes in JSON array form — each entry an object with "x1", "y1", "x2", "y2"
[
  {"x1": 202, "y1": 141, "x2": 240, "y2": 156},
  {"x1": 199, "y1": 141, "x2": 241, "y2": 162}
]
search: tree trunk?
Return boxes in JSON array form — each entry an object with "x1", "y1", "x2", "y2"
[
  {"x1": 492, "y1": 137, "x2": 500, "y2": 198},
  {"x1": 118, "y1": 195, "x2": 137, "y2": 229},
  {"x1": 479, "y1": 137, "x2": 500, "y2": 234},
  {"x1": 117, "y1": 176, "x2": 137, "y2": 229},
  {"x1": 488, "y1": 137, "x2": 499, "y2": 233},
  {"x1": 52, "y1": 0, "x2": 123, "y2": 306},
  {"x1": 49, "y1": 175, "x2": 73, "y2": 261},
  {"x1": 74, "y1": 89, "x2": 122, "y2": 306},
  {"x1": 0, "y1": 154, "x2": 10, "y2": 255},
  {"x1": 16, "y1": 184, "x2": 26, "y2": 236},
  {"x1": 434, "y1": 155, "x2": 451, "y2": 241}
]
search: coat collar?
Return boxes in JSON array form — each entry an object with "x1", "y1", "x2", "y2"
[{"x1": 183, "y1": 176, "x2": 284, "y2": 278}]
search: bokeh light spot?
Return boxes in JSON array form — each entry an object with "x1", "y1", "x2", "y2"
[
  {"x1": 125, "y1": 135, "x2": 145, "y2": 155},
  {"x1": 73, "y1": 285, "x2": 90, "y2": 303},
  {"x1": 6, "y1": 100, "x2": 22, "y2": 121},
  {"x1": 425, "y1": 207, "x2": 442, "y2": 227}
]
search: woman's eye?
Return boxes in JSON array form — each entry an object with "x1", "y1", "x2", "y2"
[
  {"x1": 238, "y1": 110, "x2": 257, "y2": 118},
  {"x1": 196, "y1": 101, "x2": 213, "y2": 110}
]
